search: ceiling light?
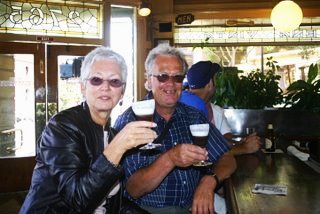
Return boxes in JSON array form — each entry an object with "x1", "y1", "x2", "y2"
[
  {"x1": 138, "y1": 0, "x2": 151, "y2": 17},
  {"x1": 270, "y1": 0, "x2": 303, "y2": 32}
]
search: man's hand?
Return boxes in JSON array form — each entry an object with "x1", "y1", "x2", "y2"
[
  {"x1": 191, "y1": 175, "x2": 217, "y2": 214},
  {"x1": 167, "y1": 144, "x2": 208, "y2": 167},
  {"x1": 126, "y1": 144, "x2": 207, "y2": 199},
  {"x1": 191, "y1": 152, "x2": 236, "y2": 213},
  {"x1": 241, "y1": 133, "x2": 262, "y2": 154}
]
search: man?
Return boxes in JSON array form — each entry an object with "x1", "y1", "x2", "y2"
[
  {"x1": 145, "y1": 74, "x2": 208, "y2": 118},
  {"x1": 114, "y1": 44, "x2": 236, "y2": 213},
  {"x1": 183, "y1": 61, "x2": 261, "y2": 155}
]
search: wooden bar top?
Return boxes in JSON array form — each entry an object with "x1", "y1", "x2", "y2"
[{"x1": 225, "y1": 145, "x2": 320, "y2": 214}]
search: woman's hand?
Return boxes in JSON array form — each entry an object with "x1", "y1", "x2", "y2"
[{"x1": 104, "y1": 121, "x2": 157, "y2": 165}]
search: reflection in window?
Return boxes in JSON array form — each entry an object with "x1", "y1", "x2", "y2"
[
  {"x1": 0, "y1": 54, "x2": 35, "y2": 158},
  {"x1": 58, "y1": 56, "x2": 83, "y2": 112}
]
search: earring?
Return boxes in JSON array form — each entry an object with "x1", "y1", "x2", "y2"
[{"x1": 119, "y1": 100, "x2": 123, "y2": 106}]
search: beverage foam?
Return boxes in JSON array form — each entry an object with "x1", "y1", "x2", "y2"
[
  {"x1": 191, "y1": 130, "x2": 209, "y2": 137},
  {"x1": 190, "y1": 124, "x2": 209, "y2": 136},
  {"x1": 132, "y1": 99, "x2": 155, "y2": 116}
]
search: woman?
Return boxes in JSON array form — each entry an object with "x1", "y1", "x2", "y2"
[{"x1": 20, "y1": 47, "x2": 157, "y2": 213}]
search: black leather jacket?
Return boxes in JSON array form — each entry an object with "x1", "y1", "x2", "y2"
[{"x1": 20, "y1": 102, "x2": 124, "y2": 214}]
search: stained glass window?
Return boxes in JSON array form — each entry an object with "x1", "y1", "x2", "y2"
[
  {"x1": 0, "y1": 0, "x2": 103, "y2": 38},
  {"x1": 174, "y1": 18, "x2": 320, "y2": 44}
]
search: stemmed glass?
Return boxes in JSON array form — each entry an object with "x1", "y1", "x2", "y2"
[
  {"x1": 189, "y1": 123, "x2": 212, "y2": 166},
  {"x1": 132, "y1": 99, "x2": 161, "y2": 150}
]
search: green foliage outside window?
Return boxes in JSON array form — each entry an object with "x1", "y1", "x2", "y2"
[
  {"x1": 283, "y1": 63, "x2": 320, "y2": 112},
  {"x1": 215, "y1": 58, "x2": 320, "y2": 112},
  {"x1": 215, "y1": 57, "x2": 283, "y2": 109}
]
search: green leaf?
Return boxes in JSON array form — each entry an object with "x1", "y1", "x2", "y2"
[{"x1": 307, "y1": 63, "x2": 318, "y2": 83}]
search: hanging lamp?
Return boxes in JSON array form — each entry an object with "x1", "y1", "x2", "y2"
[
  {"x1": 138, "y1": 0, "x2": 151, "y2": 16},
  {"x1": 270, "y1": 0, "x2": 303, "y2": 32}
]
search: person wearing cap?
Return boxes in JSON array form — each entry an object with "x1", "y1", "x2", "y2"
[
  {"x1": 114, "y1": 44, "x2": 236, "y2": 214},
  {"x1": 184, "y1": 61, "x2": 262, "y2": 155},
  {"x1": 179, "y1": 90, "x2": 209, "y2": 118}
]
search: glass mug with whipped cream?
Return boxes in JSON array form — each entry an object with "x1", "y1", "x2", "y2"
[
  {"x1": 189, "y1": 123, "x2": 212, "y2": 166},
  {"x1": 132, "y1": 99, "x2": 160, "y2": 150}
]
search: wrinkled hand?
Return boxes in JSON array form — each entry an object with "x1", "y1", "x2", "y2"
[
  {"x1": 108, "y1": 121, "x2": 157, "y2": 152},
  {"x1": 104, "y1": 121, "x2": 157, "y2": 165},
  {"x1": 167, "y1": 144, "x2": 208, "y2": 168},
  {"x1": 191, "y1": 176, "x2": 216, "y2": 214},
  {"x1": 241, "y1": 133, "x2": 262, "y2": 154}
]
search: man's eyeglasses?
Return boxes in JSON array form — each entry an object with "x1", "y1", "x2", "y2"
[
  {"x1": 152, "y1": 74, "x2": 185, "y2": 83},
  {"x1": 86, "y1": 77, "x2": 125, "y2": 88}
]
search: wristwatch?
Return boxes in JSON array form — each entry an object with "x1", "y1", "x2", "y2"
[{"x1": 212, "y1": 173, "x2": 220, "y2": 186}]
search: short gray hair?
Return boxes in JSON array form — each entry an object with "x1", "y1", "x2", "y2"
[
  {"x1": 144, "y1": 44, "x2": 188, "y2": 76},
  {"x1": 80, "y1": 46, "x2": 127, "y2": 83}
]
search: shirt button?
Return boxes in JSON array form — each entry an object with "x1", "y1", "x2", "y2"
[
  {"x1": 174, "y1": 142, "x2": 177, "y2": 146},
  {"x1": 183, "y1": 181, "x2": 186, "y2": 185}
]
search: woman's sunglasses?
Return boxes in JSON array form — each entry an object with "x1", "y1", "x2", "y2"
[
  {"x1": 86, "y1": 77, "x2": 125, "y2": 88},
  {"x1": 152, "y1": 74, "x2": 185, "y2": 83}
]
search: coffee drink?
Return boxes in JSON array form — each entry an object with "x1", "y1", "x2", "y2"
[
  {"x1": 189, "y1": 123, "x2": 210, "y2": 148},
  {"x1": 192, "y1": 135, "x2": 209, "y2": 148},
  {"x1": 132, "y1": 99, "x2": 155, "y2": 121}
]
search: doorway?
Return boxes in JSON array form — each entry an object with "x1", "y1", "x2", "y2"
[{"x1": 0, "y1": 44, "x2": 98, "y2": 193}]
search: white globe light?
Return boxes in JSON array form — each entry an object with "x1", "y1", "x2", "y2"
[
  {"x1": 138, "y1": 7, "x2": 151, "y2": 16},
  {"x1": 271, "y1": 0, "x2": 303, "y2": 32},
  {"x1": 138, "y1": 1, "x2": 151, "y2": 17}
]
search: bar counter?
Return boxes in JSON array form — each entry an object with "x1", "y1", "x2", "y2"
[{"x1": 225, "y1": 142, "x2": 320, "y2": 214}]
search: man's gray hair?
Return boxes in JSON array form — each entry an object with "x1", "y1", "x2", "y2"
[
  {"x1": 80, "y1": 46, "x2": 127, "y2": 83},
  {"x1": 144, "y1": 44, "x2": 188, "y2": 76}
]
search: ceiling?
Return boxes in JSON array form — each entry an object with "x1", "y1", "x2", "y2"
[{"x1": 172, "y1": 0, "x2": 320, "y2": 18}]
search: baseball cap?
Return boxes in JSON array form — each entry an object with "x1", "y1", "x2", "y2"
[{"x1": 187, "y1": 61, "x2": 221, "y2": 89}]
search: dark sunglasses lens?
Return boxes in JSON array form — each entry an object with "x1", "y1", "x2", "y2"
[
  {"x1": 173, "y1": 75, "x2": 184, "y2": 83},
  {"x1": 109, "y1": 79, "x2": 124, "y2": 88},
  {"x1": 157, "y1": 74, "x2": 169, "y2": 83},
  {"x1": 89, "y1": 77, "x2": 103, "y2": 86}
]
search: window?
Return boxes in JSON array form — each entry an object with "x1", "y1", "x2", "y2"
[{"x1": 0, "y1": 54, "x2": 35, "y2": 157}]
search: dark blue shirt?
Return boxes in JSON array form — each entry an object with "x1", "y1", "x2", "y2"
[{"x1": 113, "y1": 102, "x2": 229, "y2": 208}]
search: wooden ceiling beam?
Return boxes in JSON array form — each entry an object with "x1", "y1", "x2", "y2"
[{"x1": 173, "y1": 0, "x2": 320, "y2": 18}]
